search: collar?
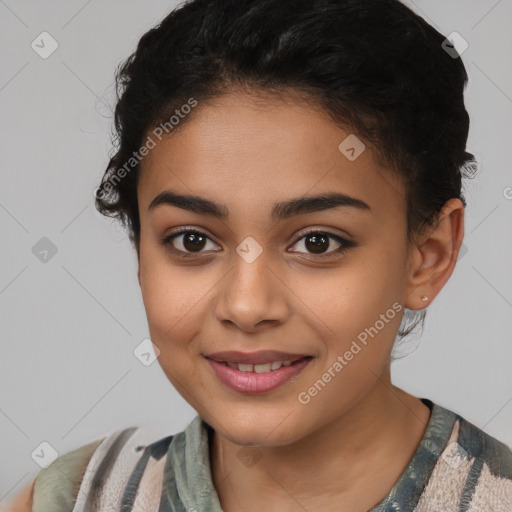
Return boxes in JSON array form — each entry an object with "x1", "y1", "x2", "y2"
[{"x1": 159, "y1": 398, "x2": 457, "y2": 511}]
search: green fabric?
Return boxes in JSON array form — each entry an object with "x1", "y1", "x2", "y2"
[
  {"x1": 29, "y1": 399, "x2": 512, "y2": 511},
  {"x1": 32, "y1": 437, "x2": 104, "y2": 512}
]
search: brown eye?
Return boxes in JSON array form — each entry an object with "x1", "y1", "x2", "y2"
[
  {"x1": 303, "y1": 233, "x2": 330, "y2": 254},
  {"x1": 163, "y1": 229, "x2": 218, "y2": 255},
  {"x1": 182, "y1": 232, "x2": 207, "y2": 252},
  {"x1": 289, "y1": 230, "x2": 355, "y2": 257}
]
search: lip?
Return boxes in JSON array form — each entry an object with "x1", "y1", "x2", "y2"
[
  {"x1": 205, "y1": 356, "x2": 313, "y2": 394},
  {"x1": 204, "y1": 350, "x2": 310, "y2": 365}
]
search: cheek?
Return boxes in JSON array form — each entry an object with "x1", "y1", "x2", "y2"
[
  {"x1": 293, "y1": 260, "x2": 405, "y2": 421},
  {"x1": 138, "y1": 257, "x2": 210, "y2": 396},
  {"x1": 293, "y1": 253, "x2": 407, "y2": 403},
  {"x1": 293, "y1": 252, "x2": 405, "y2": 338},
  {"x1": 138, "y1": 244, "x2": 207, "y2": 345}
]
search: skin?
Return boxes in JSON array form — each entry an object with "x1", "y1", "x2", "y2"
[
  {"x1": 134, "y1": 89, "x2": 465, "y2": 511},
  {"x1": 3, "y1": 479, "x2": 34, "y2": 511},
  {"x1": 5, "y1": 88, "x2": 464, "y2": 512}
]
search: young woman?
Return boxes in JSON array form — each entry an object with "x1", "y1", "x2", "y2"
[{"x1": 7, "y1": 0, "x2": 512, "y2": 510}]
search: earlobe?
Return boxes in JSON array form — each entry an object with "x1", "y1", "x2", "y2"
[{"x1": 404, "y1": 198, "x2": 465, "y2": 310}]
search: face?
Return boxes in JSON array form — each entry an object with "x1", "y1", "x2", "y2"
[{"x1": 137, "y1": 90, "x2": 413, "y2": 446}]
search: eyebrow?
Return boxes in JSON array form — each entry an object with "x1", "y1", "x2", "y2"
[{"x1": 148, "y1": 190, "x2": 371, "y2": 220}]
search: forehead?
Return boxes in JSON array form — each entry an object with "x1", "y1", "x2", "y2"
[{"x1": 137, "y1": 90, "x2": 405, "y2": 222}]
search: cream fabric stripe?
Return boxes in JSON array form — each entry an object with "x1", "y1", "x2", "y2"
[
  {"x1": 414, "y1": 420, "x2": 473, "y2": 512},
  {"x1": 83, "y1": 428, "x2": 138, "y2": 511},
  {"x1": 71, "y1": 426, "x2": 166, "y2": 512},
  {"x1": 71, "y1": 428, "x2": 130, "y2": 512},
  {"x1": 131, "y1": 452, "x2": 168, "y2": 511},
  {"x1": 90, "y1": 427, "x2": 165, "y2": 511},
  {"x1": 466, "y1": 463, "x2": 512, "y2": 512}
]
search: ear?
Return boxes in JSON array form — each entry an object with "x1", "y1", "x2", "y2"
[{"x1": 404, "y1": 198, "x2": 465, "y2": 310}]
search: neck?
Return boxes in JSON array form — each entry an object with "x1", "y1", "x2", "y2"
[{"x1": 209, "y1": 368, "x2": 431, "y2": 512}]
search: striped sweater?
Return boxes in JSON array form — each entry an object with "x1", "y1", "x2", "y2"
[{"x1": 18, "y1": 399, "x2": 512, "y2": 511}]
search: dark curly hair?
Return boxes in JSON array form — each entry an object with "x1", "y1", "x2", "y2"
[{"x1": 95, "y1": 0, "x2": 477, "y2": 343}]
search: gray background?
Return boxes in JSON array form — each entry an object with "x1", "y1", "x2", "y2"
[{"x1": 1, "y1": 0, "x2": 511, "y2": 501}]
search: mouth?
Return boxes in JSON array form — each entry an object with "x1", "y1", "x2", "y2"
[
  {"x1": 208, "y1": 357, "x2": 312, "y2": 373},
  {"x1": 205, "y1": 350, "x2": 311, "y2": 367},
  {"x1": 204, "y1": 351, "x2": 314, "y2": 394}
]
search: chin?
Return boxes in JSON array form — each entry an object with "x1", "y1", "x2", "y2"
[{"x1": 208, "y1": 412, "x2": 308, "y2": 447}]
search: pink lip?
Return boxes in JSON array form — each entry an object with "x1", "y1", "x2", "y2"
[{"x1": 206, "y1": 357, "x2": 312, "y2": 394}]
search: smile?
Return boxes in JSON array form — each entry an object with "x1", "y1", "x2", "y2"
[{"x1": 205, "y1": 356, "x2": 313, "y2": 394}]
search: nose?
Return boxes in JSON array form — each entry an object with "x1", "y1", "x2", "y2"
[{"x1": 214, "y1": 251, "x2": 290, "y2": 333}]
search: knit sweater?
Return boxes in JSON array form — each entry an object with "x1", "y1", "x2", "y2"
[{"x1": 25, "y1": 398, "x2": 512, "y2": 511}]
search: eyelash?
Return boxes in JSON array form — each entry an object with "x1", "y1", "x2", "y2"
[{"x1": 161, "y1": 227, "x2": 356, "y2": 260}]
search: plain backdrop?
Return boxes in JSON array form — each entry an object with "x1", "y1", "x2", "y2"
[{"x1": 1, "y1": 0, "x2": 511, "y2": 501}]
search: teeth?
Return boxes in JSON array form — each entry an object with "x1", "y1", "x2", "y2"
[
  {"x1": 222, "y1": 359, "x2": 300, "y2": 372},
  {"x1": 254, "y1": 363, "x2": 272, "y2": 373}
]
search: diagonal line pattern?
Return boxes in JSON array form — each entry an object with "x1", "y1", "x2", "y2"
[
  {"x1": 482, "y1": 395, "x2": 512, "y2": 429},
  {"x1": 471, "y1": 265, "x2": 512, "y2": 309},
  {"x1": 367, "y1": 366, "x2": 430, "y2": 427},
  {"x1": 0, "y1": 0, "x2": 29, "y2": 28},
  {"x1": 264, "y1": 468, "x2": 310, "y2": 512},
  {"x1": 262, "y1": 409, "x2": 294, "y2": 441},
  {"x1": 0, "y1": 265, "x2": 29, "y2": 296},
  {"x1": 61, "y1": 60, "x2": 114, "y2": 115},
  {"x1": 0, "y1": 407, "x2": 29, "y2": 439},
  {"x1": 471, "y1": 0, "x2": 504, "y2": 30},
  {"x1": 61, "y1": 0, "x2": 93, "y2": 29},
  {"x1": 407, "y1": 0, "x2": 441, "y2": 31},
  {"x1": 0, "y1": 62, "x2": 29, "y2": 93},
  {"x1": 0, "y1": 471, "x2": 30, "y2": 503},
  {"x1": 471, "y1": 60, "x2": 512, "y2": 106},
  {"x1": 0, "y1": 202, "x2": 30, "y2": 233},
  {"x1": 60, "y1": 204, "x2": 89, "y2": 233},
  {"x1": 61, "y1": 369, "x2": 132, "y2": 439},
  {"x1": 470, "y1": 204, "x2": 499, "y2": 234},
  {"x1": 61, "y1": 265, "x2": 132, "y2": 335}
]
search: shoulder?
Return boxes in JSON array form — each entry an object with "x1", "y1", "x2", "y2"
[
  {"x1": 1, "y1": 435, "x2": 104, "y2": 512},
  {"x1": 456, "y1": 413, "x2": 512, "y2": 476},
  {"x1": 30, "y1": 432, "x2": 109, "y2": 512},
  {"x1": 454, "y1": 414, "x2": 512, "y2": 507},
  {"x1": 14, "y1": 425, "x2": 174, "y2": 512},
  {"x1": 419, "y1": 407, "x2": 512, "y2": 510}
]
